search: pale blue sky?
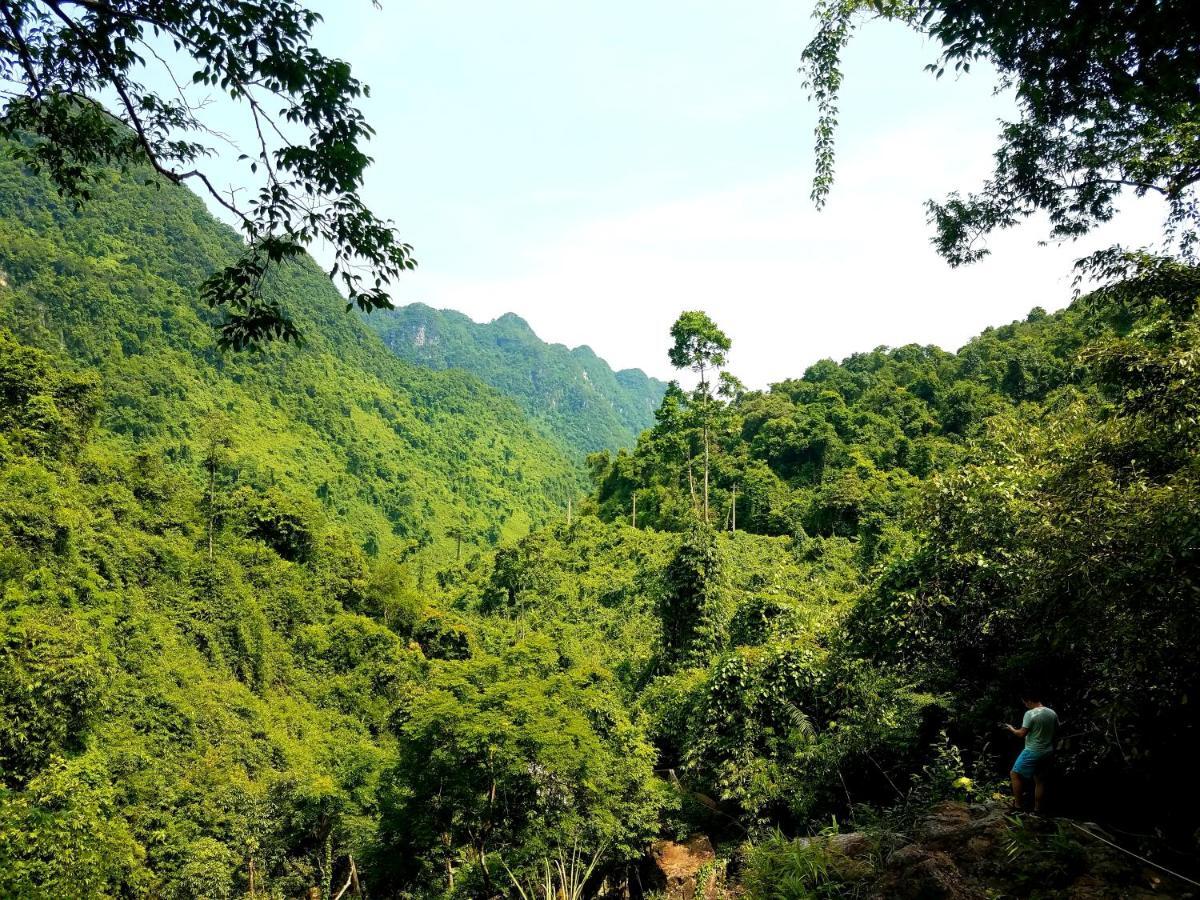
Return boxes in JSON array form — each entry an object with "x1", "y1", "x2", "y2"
[{"x1": 200, "y1": 1, "x2": 1166, "y2": 386}]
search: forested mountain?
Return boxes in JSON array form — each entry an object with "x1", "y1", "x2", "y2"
[
  {"x1": 365, "y1": 259, "x2": 1200, "y2": 896},
  {"x1": 2, "y1": 0, "x2": 1198, "y2": 896},
  {"x1": 574, "y1": 278, "x2": 1200, "y2": 879},
  {"x1": 0, "y1": 152, "x2": 582, "y2": 562},
  {"x1": 0, "y1": 151, "x2": 587, "y2": 896},
  {"x1": 366, "y1": 303, "x2": 667, "y2": 455},
  {"x1": 588, "y1": 303, "x2": 1094, "y2": 542}
]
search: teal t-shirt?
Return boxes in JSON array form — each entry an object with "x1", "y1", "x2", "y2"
[{"x1": 1022, "y1": 706, "x2": 1058, "y2": 754}]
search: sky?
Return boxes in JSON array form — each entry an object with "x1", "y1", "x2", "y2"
[{"x1": 200, "y1": 1, "x2": 1166, "y2": 387}]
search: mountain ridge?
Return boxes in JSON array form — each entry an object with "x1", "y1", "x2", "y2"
[
  {"x1": 365, "y1": 301, "x2": 668, "y2": 455},
  {"x1": 0, "y1": 150, "x2": 583, "y2": 564}
]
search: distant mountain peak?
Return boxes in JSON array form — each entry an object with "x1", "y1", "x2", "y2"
[
  {"x1": 366, "y1": 303, "x2": 667, "y2": 455},
  {"x1": 493, "y1": 311, "x2": 534, "y2": 331}
]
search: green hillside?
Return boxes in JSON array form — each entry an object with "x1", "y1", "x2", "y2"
[
  {"x1": 1, "y1": 144, "x2": 1198, "y2": 900},
  {"x1": 366, "y1": 303, "x2": 667, "y2": 455},
  {"x1": 0, "y1": 154, "x2": 583, "y2": 563},
  {"x1": 0, "y1": 150, "x2": 591, "y2": 897},
  {"x1": 3, "y1": 0, "x2": 1198, "y2": 894},
  {"x1": 589, "y1": 304, "x2": 1100, "y2": 542}
]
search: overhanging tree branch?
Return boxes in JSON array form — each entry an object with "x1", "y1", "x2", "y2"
[{"x1": 0, "y1": 0, "x2": 416, "y2": 349}]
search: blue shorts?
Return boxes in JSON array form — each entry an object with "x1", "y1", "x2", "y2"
[{"x1": 1012, "y1": 749, "x2": 1052, "y2": 778}]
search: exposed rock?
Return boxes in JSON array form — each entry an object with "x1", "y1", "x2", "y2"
[
  {"x1": 794, "y1": 830, "x2": 873, "y2": 858},
  {"x1": 875, "y1": 847, "x2": 978, "y2": 900},
  {"x1": 919, "y1": 801, "x2": 1007, "y2": 850},
  {"x1": 868, "y1": 802, "x2": 1193, "y2": 900},
  {"x1": 827, "y1": 832, "x2": 873, "y2": 859},
  {"x1": 647, "y1": 835, "x2": 721, "y2": 900},
  {"x1": 1066, "y1": 871, "x2": 1173, "y2": 899}
]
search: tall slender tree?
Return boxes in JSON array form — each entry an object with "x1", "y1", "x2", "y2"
[
  {"x1": 668, "y1": 311, "x2": 731, "y2": 524},
  {"x1": 201, "y1": 416, "x2": 233, "y2": 561}
]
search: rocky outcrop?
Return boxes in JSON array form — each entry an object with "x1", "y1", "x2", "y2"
[
  {"x1": 642, "y1": 803, "x2": 1192, "y2": 899},
  {"x1": 870, "y1": 801, "x2": 1191, "y2": 900}
]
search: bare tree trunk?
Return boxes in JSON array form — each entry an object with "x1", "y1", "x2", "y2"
[
  {"x1": 443, "y1": 832, "x2": 456, "y2": 892},
  {"x1": 731, "y1": 484, "x2": 737, "y2": 532},
  {"x1": 332, "y1": 856, "x2": 362, "y2": 900},
  {"x1": 699, "y1": 362, "x2": 710, "y2": 524},
  {"x1": 686, "y1": 451, "x2": 699, "y2": 518},
  {"x1": 631, "y1": 492, "x2": 637, "y2": 529}
]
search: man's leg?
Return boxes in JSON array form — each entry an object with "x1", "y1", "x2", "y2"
[
  {"x1": 1010, "y1": 770, "x2": 1025, "y2": 810},
  {"x1": 1033, "y1": 776, "x2": 1045, "y2": 813}
]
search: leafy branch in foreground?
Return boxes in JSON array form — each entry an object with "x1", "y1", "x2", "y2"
[
  {"x1": 0, "y1": 0, "x2": 415, "y2": 348},
  {"x1": 801, "y1": 0, "x2": 1200, "y2": 264}
]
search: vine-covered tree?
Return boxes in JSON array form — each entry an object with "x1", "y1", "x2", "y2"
[
  {"x1": 0, "y1": 0, "x2": 415, "y2": 348},
  {"x1": 802, "y1": 0, "x2": 1200, "y2": 263},
  {"x1": 658, "y1": 525, "x2": 723, "y2": 665}
]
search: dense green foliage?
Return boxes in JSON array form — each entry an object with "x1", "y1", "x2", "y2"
[
  {"x1": 799, "y1": 2, "x2": 1200, "y2": 836},
  {"x1": 589, "y1": 301, "x2": 1099, "y2": 542},
  {"x1": 0, "y1": 148, "x2": 581, "y2": 562},
  {"x1": 585, "y1": 271, "x2": 1200, "y2": 861},
  {"x1": 848, "y1": 260, "x2": 1200, "y2": 828},
  {"x1": 3, "y1": 125, "x2": 1200, "y2": 897},
  {"x1": 0, "y1": 151, "x2": 607, "y2": 897},
  {"x1": 0, "y1": 0, "x2": 413, "y2": 346},
  {"x1": 367, "y1": 303, "x2": 666, "y2": 455}
]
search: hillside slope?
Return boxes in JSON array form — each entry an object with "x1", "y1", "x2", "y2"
[
  {"x1": 0, "y1": 149, "x2": 588, "y2": 896},
  {"x1": 0, "y1": 153, "x2": 582, "y2": 562},
  {"x1": 3, "y1": 143, "x2": 1196, "y2": 898},
  {"x1": 366, "y1": 302, "x2": 667, "y2": 454},
  {"x1": 590, "y1": 304, "x2": 1105, "y2": 540}
]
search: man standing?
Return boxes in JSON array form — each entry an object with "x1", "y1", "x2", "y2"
[{"x1": 1005, "y1": 692, "x2": 1058, "y2": 813}]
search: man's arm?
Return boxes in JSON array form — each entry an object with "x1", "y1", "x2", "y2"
[{"x1": 1006, "y1": 724, "x2": 1029, "y2": 737}]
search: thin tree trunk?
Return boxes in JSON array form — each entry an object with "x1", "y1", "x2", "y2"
[
  {"x1": 324, "y1": 834, "x2": 333, "y2": 900},
  {"x1": 686, "y1": 452, "x2": 699, "y2": 518},
  {"x1": 700, "y1": 362, "x2": 710, "y2": 524},
  {"x1": 206, "y1": 454, "x2": 216, "y2": 561},
  {"x1": 631, "y1": 492, "x2": 637, "y2": 529},
  {"x1": 332, "y1": 856, "x2": 361, "y2": 900}
]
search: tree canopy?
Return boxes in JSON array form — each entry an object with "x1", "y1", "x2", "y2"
[
  {"x1": 669, "y1": 310, "x2": 731, "y2": 388},
  {"x1": 802, "y1": 0, "x2": 1200, "y2": 263},
  {"x1": 0, "y1": 0, "x2": 413, "y2": 348}
]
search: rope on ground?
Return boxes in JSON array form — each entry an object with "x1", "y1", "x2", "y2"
[{"x1": 1065, "y1": 820, "x2": 1200, "y2": 890}]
